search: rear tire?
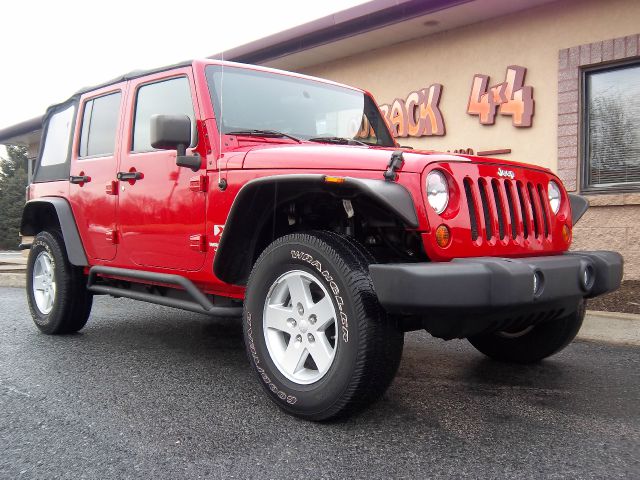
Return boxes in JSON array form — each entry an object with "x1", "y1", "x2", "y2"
[
  {"x1": 26, "y1": 230, "x2": 93, "y2": 334},
  {"x1": 467, "y1": 301, "x2": 585, "y2": 364},
  {"x1": 243, "y1": 231, "x2": 404, "y2": 421}
]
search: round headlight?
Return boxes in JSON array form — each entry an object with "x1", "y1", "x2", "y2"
[
  {"x1": 548, "y1": 180, "x2": 561, "y2": 214},
  {"x1": 426, "y1": 170, "x2": 449, "y2": 214}
]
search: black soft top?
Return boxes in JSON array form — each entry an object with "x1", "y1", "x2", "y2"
[
  {"x1": 32, "y1": 59, "x2": 193, "y2": 183},
  {"x1": 70, "y1": 59, "x2": 193, "y2": 99}
]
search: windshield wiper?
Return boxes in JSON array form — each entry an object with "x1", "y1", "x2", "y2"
[
  {"x1": 308, "y1": 136, "x2": 368, "y2": 146},
  {"x1": 225, "y1": 129, "x2": 301, "y2": 143}
]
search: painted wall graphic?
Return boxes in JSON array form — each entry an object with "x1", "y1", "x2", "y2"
[
  {"x1": 467, "y1": 65, "x2": 534, "y2": 127},
  {"x1": 379, "y1": 84, "x2": 446, "y2": 138}
]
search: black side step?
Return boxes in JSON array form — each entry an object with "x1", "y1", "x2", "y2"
[{"x1": 87, "y1": 266, "x2": 243, "y2": 317}]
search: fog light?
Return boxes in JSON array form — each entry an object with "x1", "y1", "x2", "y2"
[
  {"x1": 533, "y1": 270, "x2": 544, "y2": 296},
  {"x1": 435, "y1": 224, "x2": 451, "y2": 247},
  {"x1": 581, "y1": 264, "x2": 595, "y2": 291},
  {"x1": 562, "y1": 224, "x2": 571, "y2": 243}
]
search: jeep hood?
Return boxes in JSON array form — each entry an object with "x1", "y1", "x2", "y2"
[{"x1": 240, "y1": 143, "x2": 552, "y2": 174}]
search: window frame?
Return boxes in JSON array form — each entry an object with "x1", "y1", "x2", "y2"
[
  {"x1": 204, "y1": 64, "x2": 395, "y2": 147},
  {"x1": 77, "y1": 89, "x2": 123, "y2": 160},
  {"x1": 581, "y1": 58, "x2": 640, "y2": 194},
  {"x1": 130, "y1": 75, "x2": 197, "y2": 154},
  {"x1": 32, "y1": 100, "x2": 78, "y2": 183}
]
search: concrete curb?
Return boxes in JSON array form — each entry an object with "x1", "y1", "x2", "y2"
[
  {"x1": 584, "y1": 310, "x2": 640, "y2": 321},
  {"x1": 0, "y1": 273, "x2": 26, "y2": 288},
  {"x1": 0, "y1": 273, "x2": 638, "y2": 346},
  {"x1": 578, "y1": 311, "x2": 640, "y2": 346}
]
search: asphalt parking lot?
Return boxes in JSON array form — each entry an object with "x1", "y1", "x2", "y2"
[{"x1": 1, "y1": 286, "x2": 638, "y2": 479}]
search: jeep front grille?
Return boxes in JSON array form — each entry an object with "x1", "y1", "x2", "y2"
[{"x1": 463, "y1": 177, "x2": 551, "y2": 242}]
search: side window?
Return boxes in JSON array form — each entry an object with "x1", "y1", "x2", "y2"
[
  {"x1": 40, "y1": 105, "x2": 75, "y2": 166},
  {"x1": 132, "y1": 77, "x2": 195, "y2": 152},
  {"x1": 79, "y1": 92, "x2": 121, "y2": 157}
]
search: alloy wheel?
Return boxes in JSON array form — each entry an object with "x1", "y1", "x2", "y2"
[{"x1": 263, "y1": 270, "x2": 338, "y2": 384}]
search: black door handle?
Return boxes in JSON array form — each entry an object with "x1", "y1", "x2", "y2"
[
  {"x1": 69, "y1": 175, "x2": 91, "y2": 184},
  {"x1": 117, "y1": 171, "x2": 143, "y2": 181}
]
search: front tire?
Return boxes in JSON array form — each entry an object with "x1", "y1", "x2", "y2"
[
  {"x1": 243, "y1": 231, "x2": 404, "y2": 421},
  {"x1": 26, "y1": 230, "x2": 93, "y2": 334},
  {"x1": 468, "y1": 301, "x2": 585, "y2": 364}
]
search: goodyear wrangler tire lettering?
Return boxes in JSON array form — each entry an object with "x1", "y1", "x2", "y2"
[
  {"x1": 243, "y1": 231, "x2": 404, "y2": 421},
  {"x1": 246, "y1": 312, "x2": 297, "y2": 405},
  {"x1": 290, "y1": 249, "x2": 348, "y2": 343}
]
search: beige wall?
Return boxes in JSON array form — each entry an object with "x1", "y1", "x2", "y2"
[{"x1": 301, "y1": 0, "x2": 640, "y2": 172}]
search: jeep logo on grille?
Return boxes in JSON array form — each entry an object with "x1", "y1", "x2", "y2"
[{"x1": 497, "y1": 168, "x2": 515, "y2": 179}]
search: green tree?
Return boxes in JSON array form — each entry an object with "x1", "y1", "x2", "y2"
[{"x1": 0, "y1": 145, "x2": 28, "y2": 249}]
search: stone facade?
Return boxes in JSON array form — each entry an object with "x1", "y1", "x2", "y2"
[
  {"x1": 556, "y1": 34, "x2": 640, "y2": 191},
  {"x1": 573, "y1": 195, "x2": 640, "y2": 280},
  {"x1": 557, "y1": 34, "x2": 640, "y2": 280}
]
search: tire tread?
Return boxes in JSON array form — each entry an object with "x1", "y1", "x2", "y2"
[
  {"x1": 245, "y1": 230, "x2": 403, "y2": 421},
  {"x1": 27, "y1": 230, "x2": 92, "y2": 334}
]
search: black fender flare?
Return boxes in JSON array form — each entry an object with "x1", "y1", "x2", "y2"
[
  {"x1": 21, "y1": 197, "x2": 88, "y2": 266},
  {"x1": 568, "y1": 193, "x2": 589, "y2": 225},
  {"x1": 213, "y1": 174, "x2": 419, "y2": 285}
]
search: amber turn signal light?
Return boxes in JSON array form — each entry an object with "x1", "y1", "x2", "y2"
[
  {"x1": 435, "y1": 224, "x2": 451, "y2": 247},
  {"x1": 324, "y1": 176, "x2": 345, "y2": 184},
  {"x1": 562, "y1": 224, "x2": 571, "y2": 243}
]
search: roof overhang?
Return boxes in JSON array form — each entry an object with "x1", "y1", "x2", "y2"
[
  {"x1": 211, "y1": 0, "x2": 558, "y2": 70},
  {"x1": 0, "y1": 116, "x2": 42, "y2": 146}
]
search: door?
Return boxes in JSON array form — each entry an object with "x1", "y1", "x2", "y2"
[
  {"x1": 69, "y1": 88, "x2": 124, "y2": 261},
  {"x1": 117, "y1": 70, "x2": 206, "y2": 271}
]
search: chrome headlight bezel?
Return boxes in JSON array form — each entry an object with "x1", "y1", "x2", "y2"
[
  {"x1": 426, "y1": 170, "x2": 449, "y2": 214},
  {"x1": 548, "y1": 180, "x2": 561, "y2": 214}
]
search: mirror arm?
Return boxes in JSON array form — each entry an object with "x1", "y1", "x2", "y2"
[{"x1": 176, "y1": 143, "x2": 201, "y2": 172}]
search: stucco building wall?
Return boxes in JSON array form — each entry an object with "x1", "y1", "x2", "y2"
[{"x1": 301, "y1": 0, "x2": 640, "y2": 279}]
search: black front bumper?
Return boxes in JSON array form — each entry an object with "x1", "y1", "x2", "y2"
[{"x1": 369, "y1": 251, "x2": 623, "y2": 338}]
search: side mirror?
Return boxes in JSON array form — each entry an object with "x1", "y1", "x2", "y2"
[{"x1": 150, "y1": 114, "x2": 201, "y2": 171}]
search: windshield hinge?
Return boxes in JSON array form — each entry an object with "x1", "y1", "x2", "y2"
[{"x1": 383, "y1": 151, "x2": 405, "y2": 182}]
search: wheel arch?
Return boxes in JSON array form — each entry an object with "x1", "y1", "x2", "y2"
[
  {"x1": 21, "y1": 197, "x2": 88, "y2": 266},
  {"x1": 213, "y1": 174, "x2": 419, "y2": 285}
]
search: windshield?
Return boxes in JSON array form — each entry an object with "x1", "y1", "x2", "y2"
[{"x1": 205, "y1": 65, "x2": 394, "y2": 147}]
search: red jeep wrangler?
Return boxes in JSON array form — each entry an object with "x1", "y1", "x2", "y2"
[{"x1": 21, "y1": 60, "x2": 622, "y2": 420}]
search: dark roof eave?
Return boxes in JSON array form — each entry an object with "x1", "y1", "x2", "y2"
[
  {"x1": 0, "y1": 115, "x2": 43, "y2": 144},
  {"x1": 210, "y1": 0, "x2": 471, "y2": 65}
]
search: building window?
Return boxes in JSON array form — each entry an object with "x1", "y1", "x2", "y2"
[
  {"x1": 583, "y1": 62, "x2": 640, "y2": 192},
  {"x1": 132, "y1": 77, "x2": 195, "y2": 152},
  {"x1": 79, "y1": 92, "x2": 121, "y2": 157}
]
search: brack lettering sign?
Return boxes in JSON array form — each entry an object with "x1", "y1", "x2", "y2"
[{"x1": 379, "y1": 84, "x2": 445, "y2": 138}]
